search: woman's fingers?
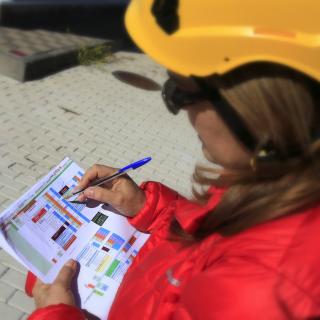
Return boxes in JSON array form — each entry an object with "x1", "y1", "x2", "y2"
[
  {"x1": 54, "y1": 259, "x2": 77, "y2": 289},
  {"x1": 76, "y1": 165, "x2": 118, "y2": 192},
  {"x1": 75, "y1": 193, "x2": 86, "y2": 202},
  {"x1": 32, "y1": 260, "x2": 77, "y2": 309},
  {"x1": 83, "y1": 186, "x2": 117, "y2": 204},
  {"x1": 32, "y1": 278, "x2": 45, "y2": 296},
  {"x1": 72, "y1": 163, "x2": 144, "y2": 217}
]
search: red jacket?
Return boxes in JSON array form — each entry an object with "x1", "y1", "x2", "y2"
[{"x1": 27, "y1": 181, "x2": 320, "y2": 319}]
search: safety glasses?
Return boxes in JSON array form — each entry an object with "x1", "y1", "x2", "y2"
[
  {"x1": 162, "y1": 76, "x2": 258, "y2": 152},
  {"x1": 161, "y1": 79, "x2": 206, "y2": 115}
]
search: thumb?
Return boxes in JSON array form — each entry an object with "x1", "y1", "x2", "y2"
[
  {"x1": 84, "y1": 186, "x2": 114, "y2": 204},
  {"x1": 54, "y1": 259, "x2": 77, "y2": 288}
]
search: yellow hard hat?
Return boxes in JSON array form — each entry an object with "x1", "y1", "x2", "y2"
[{"x1": 125, "y1": 0, "x2": 320, "y2": 81}]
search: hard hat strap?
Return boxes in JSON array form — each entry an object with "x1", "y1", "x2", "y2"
[{"x1": 193, "y1": 76, "x2": 258, "y2": 153}]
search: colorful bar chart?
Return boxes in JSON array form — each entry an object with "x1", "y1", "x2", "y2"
[
  {"x1": 51, "y1": 226, "x2": 77, "y2": 251},
  {"x1": 94, "y1": 228, "x2": 110, "y2": 242},
  {"x1": 122, "y1": 235, "x2": 137, "y2": 253},
  {"x1": 72, "y1": 175, "x2": 81, "y2": 183},
  {"x1": 49, "y1": 188, "x2": 90, "y2": 223},
  {"x1": 107, "y1": 233, "x2": 125, "y2": 250},
  {"x1": 44, "y1": 192, "x2": 82, "y2": 228}
]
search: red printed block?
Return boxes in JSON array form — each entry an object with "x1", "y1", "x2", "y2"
[
  {"x1": 63, "y1": 235, "x2": 77, "y2": 251},
  {"x1": 32, "y1": 208, "x2": 47, "y2": 223}
]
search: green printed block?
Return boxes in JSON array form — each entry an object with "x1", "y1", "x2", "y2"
[
  {"x1": 105, "y1": 259, "x2": 120, "y2": 277},
  {"x1": 94, "y1": 290, "x2": 104, "y2": 296}
]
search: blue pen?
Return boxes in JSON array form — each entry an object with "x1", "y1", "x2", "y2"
[{"x1": 64, "y1": 157, "x2": 152, "y2": 200}]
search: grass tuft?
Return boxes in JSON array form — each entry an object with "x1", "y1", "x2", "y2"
[{"x1": 78, "y1": 44, "x2": 115, "y2": 66}]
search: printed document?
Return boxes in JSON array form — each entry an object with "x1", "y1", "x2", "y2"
[{"x1": 0, "y1": 157, "x2": 149, "y2": 319}]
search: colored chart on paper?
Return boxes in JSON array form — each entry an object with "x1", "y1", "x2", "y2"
[
  {"x1": 0, "y1": 158, "x2": 89, "y2": 279},
  {"x1": 94, "y1": 228, "x2": 110, "y2": 242},
  {"x1": 76, "y1": 227, "x2": 114, "y2": 272},
  {"x1": 107, "y1": 233, "x2": 125, "y2": 250}
]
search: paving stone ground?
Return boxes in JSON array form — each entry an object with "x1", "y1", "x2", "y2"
[{"x1": 0, "y1": 51, "x2": 207, "y2": 319}]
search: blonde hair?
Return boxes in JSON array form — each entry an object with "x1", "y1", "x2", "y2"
[{"x1": 171, "y1": 63, "x2": 320, "y2": 239}]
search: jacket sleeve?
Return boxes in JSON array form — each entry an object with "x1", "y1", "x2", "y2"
[
  {"x1": 172, "y1": 257, "x2": 320, "y2": 320},
  {"x1": 28, "y1": 304, "x2": 85, "y2": 320},
  {"x1": 128, "y1": 181, "x2": 187, "y2": 233}
]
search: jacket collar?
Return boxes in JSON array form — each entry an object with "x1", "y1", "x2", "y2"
[{"x1": 175, "y1": 187, "x2": 226, "y2": 234}]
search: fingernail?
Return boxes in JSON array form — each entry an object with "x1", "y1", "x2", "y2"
[
  {"x1": 76, "y1": 194, "x2": 85, "y2": 201},
  {"x1": 73, "y1": 186, "x2": 80, "y2": 193},
  {"x1": 66, "y1": 259, "x2": 76, "y2": 268}
]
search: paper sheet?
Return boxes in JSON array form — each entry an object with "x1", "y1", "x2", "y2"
[{"x1": 0, "y1": 157, "x2": 150, "y2": 319}]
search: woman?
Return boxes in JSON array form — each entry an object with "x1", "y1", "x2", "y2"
[{"x1": 26, "y1": 0, "x2": 320, "y2": 319}]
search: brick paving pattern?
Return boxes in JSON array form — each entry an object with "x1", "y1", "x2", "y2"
[{"x1": 0, "y1": 52, "x2": 205, "y2": 318}]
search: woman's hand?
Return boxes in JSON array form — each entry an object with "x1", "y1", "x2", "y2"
[
  {"x1": 76, "y1": 164, "x2": 146, "y2": 217},
  {"x1": 32, "y1": 259, "x2": 77, "y2": 309}
]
